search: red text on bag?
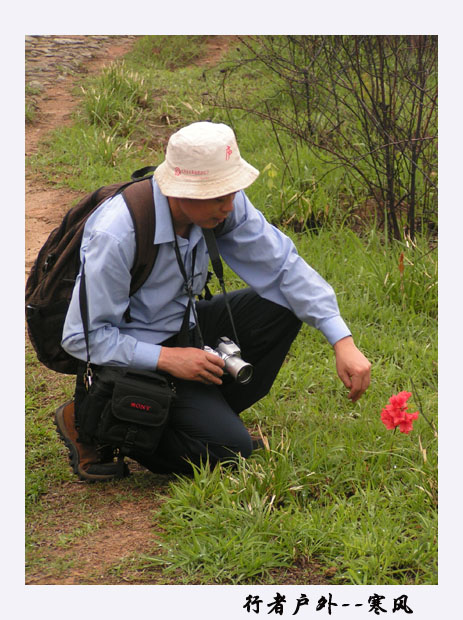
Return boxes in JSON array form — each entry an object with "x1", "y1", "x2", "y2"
[{"x1": 130, "y1": 402, "x2": 152, "y2": 411}]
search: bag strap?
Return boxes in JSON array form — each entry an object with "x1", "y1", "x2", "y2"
[
  {"x1": 79, "y1": 259, "x2": 93, "y2": 388},
  {"x1": 130, "y1": 165, "x2": 157, "y2": 181},
  {"x1": 122, "y1": 178, "x2": 159, "y2": 297}
]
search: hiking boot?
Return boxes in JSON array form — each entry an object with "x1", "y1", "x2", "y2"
[{"x1": 54, "y1": 400, "x2": 129, "y2": 481}]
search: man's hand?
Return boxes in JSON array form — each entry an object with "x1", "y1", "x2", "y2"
[
  {"x1": 333, "y1": 336, "x2": 371, "y2": 402},
  {"x1": 157, "y1": 346, "x2": 225, "y2": 385}
]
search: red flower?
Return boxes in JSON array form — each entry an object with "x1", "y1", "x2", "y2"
[{"x1": 380, "y1": 391, "x2": 419, "y2": 434}]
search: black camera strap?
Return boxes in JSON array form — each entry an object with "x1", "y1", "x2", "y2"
[
  {"x1": 202, "y1": 227, "x2": 241, "y2": 350},
  {"x1": 170, "y1": 228, "x2": 204, "y2": 349}
]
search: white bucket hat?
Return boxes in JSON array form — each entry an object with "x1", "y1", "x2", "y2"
[{"x1": 154, "y1": 121, "x2": 259, "y2": 199}]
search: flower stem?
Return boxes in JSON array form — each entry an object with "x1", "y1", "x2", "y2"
[{"x1": 388, "y1": 427, "x2": 397, "y2": 469}]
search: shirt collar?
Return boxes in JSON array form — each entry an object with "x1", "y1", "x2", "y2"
[{"x1": 153, "y1": 180, "x2": 203, "y2": 248}]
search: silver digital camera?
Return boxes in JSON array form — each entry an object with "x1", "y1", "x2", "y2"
[{"x1": 203, "y1": 337, "x2": 253, "y2": 385}]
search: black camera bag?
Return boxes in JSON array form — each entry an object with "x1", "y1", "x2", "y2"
[{"x1": 77, "y1": 367, "x2": 175, "y2": 456}]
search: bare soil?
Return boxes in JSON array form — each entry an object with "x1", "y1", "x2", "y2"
[{"x1": 25, "y1": 36, "x2": 329, "y2": 586}]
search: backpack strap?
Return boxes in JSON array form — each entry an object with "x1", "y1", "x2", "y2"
[
  {"x1": 130, "y1": 166, "x2": 157, "y2": 181},
  {"x1": 122, "y1": 178, "x2": 159, "y2": 297},
  {"x1": 119, "y1": 178, "x2": 159, "y2": 322}
]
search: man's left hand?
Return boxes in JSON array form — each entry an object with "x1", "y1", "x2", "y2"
[{"x1": 333, "y1": 336, "x2": 371, "y2": 402}]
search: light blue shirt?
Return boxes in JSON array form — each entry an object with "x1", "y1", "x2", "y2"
[{"x1": 62, "y1": 179, "x2": 351, "y2": 370}]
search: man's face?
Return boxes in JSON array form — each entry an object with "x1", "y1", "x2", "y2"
[{"x1": 172, "y1": 193, "x2": 236, "y2": 229}]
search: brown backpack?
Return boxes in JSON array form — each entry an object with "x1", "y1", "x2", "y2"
[{"x1": 25, "y1": 172, "x2": 158, "y2": 374}]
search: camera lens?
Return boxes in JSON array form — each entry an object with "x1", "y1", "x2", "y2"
[{"x1": 236, "y1": 364, "x2": 253, "y2": 385}]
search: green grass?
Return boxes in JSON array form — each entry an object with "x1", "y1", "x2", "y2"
[
  {"x1": 79, "y1": 63, "x2": 151, "y2": 136},
  {"x1": 129, "y1": 35, "x2": 211, "y2": 70},
  {"x1": 25, "y1": 35, "x2": 437, "y2": 585}
]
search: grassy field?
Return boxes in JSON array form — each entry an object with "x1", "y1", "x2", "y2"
[{"x1": 25, "y1": 36, "x2": 437, "y2": 585}]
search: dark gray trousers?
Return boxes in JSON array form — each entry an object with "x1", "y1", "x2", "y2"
[{"x1": 131, "y1": 289, "x2": 302, "y2": 474}]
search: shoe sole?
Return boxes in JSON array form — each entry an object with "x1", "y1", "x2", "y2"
[{"x1": 54, "y1": 400, "x2": 123, "y2": 482}]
